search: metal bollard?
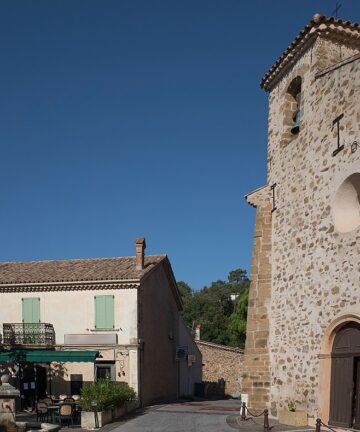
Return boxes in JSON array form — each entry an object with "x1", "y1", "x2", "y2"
[
  {"x1": 91, "y1": 400, "x2": 99, "y2": 429},
  {"x1": 264, "y1": 409, "x2": 270, "y2": 432},
  {"x1": 241, "y1": 402, "x2": 246, "y2": 421},
  {"x1": 316, "y1": 418, "x2": 321, "y2": 432}
]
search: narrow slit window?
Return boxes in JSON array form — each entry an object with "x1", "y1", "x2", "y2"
[
  {"x1": 271, "y1": 183, "x2": 277, "y2": 212},
  {"x1": 287, "y1": 77, "x2": 302, "y2": 135}
]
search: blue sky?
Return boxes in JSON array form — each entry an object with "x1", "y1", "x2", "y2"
[{"x1": 1, "y1": 1, "x2": 359, "y2": 290}]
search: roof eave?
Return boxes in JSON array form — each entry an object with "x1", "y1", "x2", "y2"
[
  {"x1": 260, "y1": 31, "x2": 318, "y2": 92},
  {"x1": 245, "y1": 184, "x2": 272, "y2": 208},
  {"x1": 260, "y1": 14, "x2": 360, "y2": 92}
]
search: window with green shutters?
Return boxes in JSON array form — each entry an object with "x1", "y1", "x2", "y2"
[
  {"x1": 95, "y1": 295, "x2": 114, "y2": 329},
  {"x1": 22, "y1": 297, "x2": 41, "y2": 344},
  {"x1": 22, "y1": 298, "x2": 40, "y2": 323}
]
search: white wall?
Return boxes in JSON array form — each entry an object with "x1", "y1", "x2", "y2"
[
  {"x1": 178, "y1": 318, "x2": 202, "y2": 397},
  {"x1": 0, "y1": 288, "x2": 138, "y2": 345}
]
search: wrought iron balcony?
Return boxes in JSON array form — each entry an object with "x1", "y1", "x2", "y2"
[{"x1": 3, "y1": 323, "x2": 55, "y2": 347}]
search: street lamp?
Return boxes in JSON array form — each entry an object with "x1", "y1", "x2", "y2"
[{"x1": 230, "y1": 294, "x2": 239, "y2": 311}]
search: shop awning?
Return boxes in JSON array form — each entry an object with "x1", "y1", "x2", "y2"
[{"x1": 0, "y1": 349, "x2": 99, "y2": 363}]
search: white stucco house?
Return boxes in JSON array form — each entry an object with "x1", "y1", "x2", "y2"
[{"x1": 0, "y1": 238, "x2": 201, "y2": 408}]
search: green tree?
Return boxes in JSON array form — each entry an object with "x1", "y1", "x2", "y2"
[
  {"x1": 177, "y1": 281, "x2": 192, "y2": 301},
  {"x1": 179, "y1": 268, "x2": 250, "y2": 348},
  {"x1": 228, "y1": 285, "x2": 249, "y2": 347},
  {"x1": 228, "y1": 268, "x2": 247, "y2": 284}
]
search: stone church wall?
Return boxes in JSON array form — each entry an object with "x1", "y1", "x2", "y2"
[
  {"x1": 266, "y1": 37, "x2": 360, "y2": 422},
  {"x1": 240, "y1": 188, "x2": 272, "y2": 412}
]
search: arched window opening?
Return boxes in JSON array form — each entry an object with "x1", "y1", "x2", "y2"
[
  {"x1": 286, "y1": 76, "x2": 302, "y2": 135},
  {"x1": 333, "y1": 173, "x2": 360, "y2": 233}
]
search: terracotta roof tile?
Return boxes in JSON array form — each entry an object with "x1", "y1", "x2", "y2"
[
  {"x1": 196, "y1": 340, "x2": 244, "y2": 354},
  {"x1": 0, "y1": 255, "x2": 166, "y2": 285},
  {"x1": 261, "y1": 14, "x2": 360, "y2": 91}
]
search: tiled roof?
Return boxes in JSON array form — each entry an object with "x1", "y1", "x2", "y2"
[
  {"x1": 0, "y1": 255, "x2": 166, "y2": 285},
  {"x1": 261, "y1": 14, "x2": 360, "y2": 91},
  {"x1": 196, "y1": 340, "x2": 244, "y2": 354}
]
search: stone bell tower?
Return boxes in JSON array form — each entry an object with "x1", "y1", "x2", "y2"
[{"x1": 241, "y1": 14, "x2": 360, "y2": 424}]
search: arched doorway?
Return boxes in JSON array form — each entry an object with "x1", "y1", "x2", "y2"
[{"x1": 329, "y1": 322, "x2": 360, "y2": 428}]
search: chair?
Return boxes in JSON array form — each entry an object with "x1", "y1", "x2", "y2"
[
  {"x1": 53, "y1": 403, "x2": 73, "y2": 426},
  {"x1": 36, "y1": 402, "x2": 49, "y2": 422},
  {"x1": 42, "y1": 397, "x2": 53, "y2": 405},
  {"x1": 64, "y1": 397, "x2": 75, "y2": 403}
]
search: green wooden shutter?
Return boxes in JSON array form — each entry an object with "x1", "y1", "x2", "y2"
[
  {"x1": 22, "y1": 298, "x2": 40, "y2": 323},
  {"x1": 105, "y1": 296, "x2": 114, "y2": 329},
  {"x1": 95, "y1": 295, "x2": 114, "y2": 329}
]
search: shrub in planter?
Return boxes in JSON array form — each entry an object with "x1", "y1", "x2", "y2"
[
  {"x1": 78, "y1": 377, "x2": 136, "y2": 412},
  {"x1": 287, "y1": 400, "x2": 296, "y2": 412}
]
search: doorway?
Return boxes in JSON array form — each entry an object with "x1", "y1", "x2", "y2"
[
  {"x1": 20, "y1": 364, "x2": 48, "y2": 410},
  {"x1": 36, "y1": 366, "x2": 47, "y2": 399},
  {"x1": 329, "y1": 322, "x2": 360, "y2": 428},
  {"x1": 21, "y1": 364, "x2": 36, "y2": 410}
]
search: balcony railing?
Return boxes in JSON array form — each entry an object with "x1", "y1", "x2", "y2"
[{"x1": 3, "y1": 323, "x2": 55, "y2": 347}]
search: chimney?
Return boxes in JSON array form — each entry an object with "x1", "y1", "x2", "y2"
[{"x1": 135, "y1": 237, "x2": 146, "y2": 270}]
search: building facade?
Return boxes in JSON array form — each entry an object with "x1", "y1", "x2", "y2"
[
  {"x1": 0, "y1": 238, "x2": 201, "y2": 408},
  {"x1": 241, "y1": 14, "x2": 360, "y2": 428}
]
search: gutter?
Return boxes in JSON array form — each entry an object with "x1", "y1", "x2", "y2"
[{"x1": 0, "y1": 278, "x2": 140, "y2": 289}]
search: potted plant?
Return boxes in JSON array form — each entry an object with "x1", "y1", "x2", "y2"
[
  {"x1": 79, "y1": 377, "x2": 137, "y2": 429},
  {"x1": 278, "y1": 400, "x2": 308, "y2": 427},
  {"x1": 288, "y1": 400, "x2": 296, "y2": 412}
]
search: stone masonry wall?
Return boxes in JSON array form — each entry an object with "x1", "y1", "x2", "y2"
[
  {"x1": 196, "y1": 340, "x2": 243, "y2": 395},
  {"x1": 266, "y1": 35, "x2": 360, "y2": 421},
  {"x1": 241, "y1": 186, "x2": 272, "y2": 412}
]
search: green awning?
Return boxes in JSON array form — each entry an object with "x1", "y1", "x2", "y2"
[{"x1": 0, "y1": 349, "x2": 99, "y2": 363}]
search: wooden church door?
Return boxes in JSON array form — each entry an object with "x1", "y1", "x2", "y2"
[
  {"x1": 329, "y1": 356, "x2": 353, "y2": 427},
  {"x1": 329, "y1": 323, "x2": 360, "y2": 428},
  {"x1": 354, "y1": 358, "x2": 360, "y2": 429}
]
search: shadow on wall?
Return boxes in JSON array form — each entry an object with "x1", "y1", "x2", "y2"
[{"x1": 196, "y1": 379, "x2": 226, "y2": 399}]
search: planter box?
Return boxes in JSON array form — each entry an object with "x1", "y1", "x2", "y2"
[
  {"x1": 278, "y1": 409, "x2": 308, "y2": 427},
  {"x1": 81, "y1": 401, "x2": 138, "y2": 429},
  {"x1": 81, "y1": 409, "x2": 113, "y2": 429}
]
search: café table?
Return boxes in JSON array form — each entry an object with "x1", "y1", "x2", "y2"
[{"x1": 47, "y1": 404, "x2": 61, "y2": 423}]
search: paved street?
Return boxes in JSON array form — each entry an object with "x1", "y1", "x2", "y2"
[
  {"x1": 16, "y1": 400, "x2": 315, "y2": 432},
  {"x1": 108, "y1": 400, "x2": 315, "y2": 432},
  {"x1": 110, "y1": 400, "x2": 241, "y2": 432}
]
